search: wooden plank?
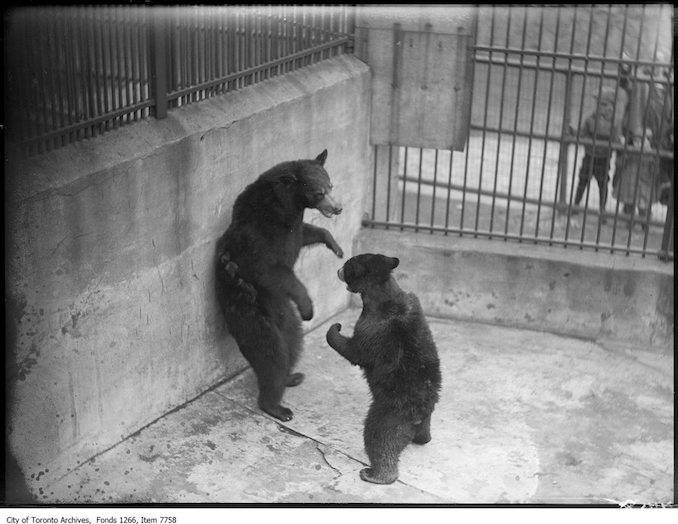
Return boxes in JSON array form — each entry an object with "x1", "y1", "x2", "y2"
[{"x1": 363, "y1": 9, "x2": 475, "y2": 150}]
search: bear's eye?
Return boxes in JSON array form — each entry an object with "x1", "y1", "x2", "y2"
[{"x1": 315, "y1": 191, "x2": 325, "y2": 199}]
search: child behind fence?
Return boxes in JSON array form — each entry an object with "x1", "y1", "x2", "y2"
[{"x1": 571, "y1": 87, "x2": 623, "y2": 220}]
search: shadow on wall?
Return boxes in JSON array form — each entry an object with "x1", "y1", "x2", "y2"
[{"x1": 5, "y1": 291, "x2": 36, "y2": 504}]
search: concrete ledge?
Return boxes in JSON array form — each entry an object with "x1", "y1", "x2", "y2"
[{"x1": 355, "y1": 228, "x2": 674, "y2": 349}]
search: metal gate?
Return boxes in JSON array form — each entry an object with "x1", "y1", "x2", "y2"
[{"x1": 361, "y1": 5, "x2": 674, "y2": 260}]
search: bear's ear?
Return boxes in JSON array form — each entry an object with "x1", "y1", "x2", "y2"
[
  {"x1": 388, "y1": 257, "x2": 400, "y2": 270},
  {"x1": 315, "y1": 149, "x2": 328, "y2": 166}
]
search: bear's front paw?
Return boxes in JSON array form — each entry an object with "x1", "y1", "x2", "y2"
[
  {"x1": 326, "y1": 323, "x2": 343, "y2": 347},
  {"x1": 325, "y1": 236, "x2": 344, "y2": 258},
  {"x1": 298, "y1": 298, "x2": 314, "y2": 321}
]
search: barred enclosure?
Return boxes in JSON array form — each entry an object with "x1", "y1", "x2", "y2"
[
  {"x1": 4, "y1": 5, "x2": 674, "y2": 260},
  {"x1": 4, "y1": 5, "x2": 354, "y2": 156},
  {"x1": 364, "y1": 5, "x2": 674, "y2": 260}
]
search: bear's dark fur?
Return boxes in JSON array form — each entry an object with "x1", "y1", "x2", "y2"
[
  {"x1": 326, "y1": 254, "x2": 441, "y2": 484},
  {"x1": 216, "y1": 150, "x2": 344, "y2": 422}
]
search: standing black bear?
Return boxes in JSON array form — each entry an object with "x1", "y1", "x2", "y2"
[
  {"x1": 326, "y1": 254, "x2": 441, "y2": 484},
  {"x1": 216, "y1": 150, "x2": 344, "y2": 422}
]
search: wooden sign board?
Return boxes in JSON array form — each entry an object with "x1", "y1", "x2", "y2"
[{"x1": 357, "y1": 6, "x2": 476, "y2": 151}]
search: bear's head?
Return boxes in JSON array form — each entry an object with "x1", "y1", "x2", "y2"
[
  {"x1": 337, "y1": 253, "x2": 400, "y2": 294},
  {"x1": 275, "y1": 149, "x2": 342, "y2": 218},
  {"x1": 299, "y1": 149, "x2": 343, "y2": 217}
]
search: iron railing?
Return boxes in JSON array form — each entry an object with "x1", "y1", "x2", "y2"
[
  {"x1": 4, "y1": 5, "x2": 355, "y2": 157},
  {"x1": 364, "y1": 5, "x2": 674, "y2": 260}
]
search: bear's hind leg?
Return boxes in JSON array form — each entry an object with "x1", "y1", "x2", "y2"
[
  {"x1": 413, "y1": 413, "x2": 432, "y2": 445},
  {"x1": 280, "y1": 302, "x2": 305, "y2": 388},
  {"x1": 361, "y1": 408, "x2": 415, "y2": 484},
  {"x1": 228, "y1": 313, "x2": 295, "y2": 422},
  {"x1": 257, "y1": 369, "x2": 293, "y2": 421}
]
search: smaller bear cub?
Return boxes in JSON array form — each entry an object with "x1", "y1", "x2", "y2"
[{"x1": 326, "y1": 254, "x2": 442, "y2": 484}]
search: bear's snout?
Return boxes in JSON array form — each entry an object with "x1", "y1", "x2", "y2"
[
  {"x1": 337, "y1": 267, "x2": 345, "y2": 282},
  {"x1": 317, "y1": 193, "x2": 343, "y2": 217}
]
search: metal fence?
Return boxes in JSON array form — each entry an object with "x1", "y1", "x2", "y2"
[
  {"x1": 364, "y1": 5, "x2": 674, "y2": 260},
  {"x1": 4, "y1": 5, "x2": 354, "y2": 157}
]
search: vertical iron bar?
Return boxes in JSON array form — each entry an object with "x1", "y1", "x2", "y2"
[
  {"x1": 295, "y1": 6, "x2": 302, "y2": 70},
  {"x1": 174, "y1": 10, "x2": 182, "y2": 105},
  {"x1": 563, "y1": 6, "x2": 596, "y2": 247},
  {"x1": 400, "y1": 147, "x2": 409, "y2": 230},
  {"x1": 430, "y1": 149, "x2": 439, "y2": 232},
  {"x1": 371, "y1": 145, "x2": 378, "y2": 221},
  {"x1": 414, "y1": 148, "x2": 424, "y2": 232},
  {"x1": 386, "y1": 144, "x2": 394, "y2": 228},
  {"x1": 43, "y1": 9, "x2": 61, "y2": 148},
  {"x1": 459, "y1": 17, "x2": 476, "y2": 235},
  {"x1": 15, "y1": 14, "x2": 32, "y2": 147},
  {"x1": 503, "y1": 5, "x2": 529, "y2": 239},
  {"x1": 218, "y1": 6, "x2": 224, "y2": 92},
  {"x1": 21, "y1": 13, "x2": 36, "y2": 152},
  {"x1": 211, "y1": 7, "x2": 217, "y2": 95},
  {"x1": 114, "y1": 7, "x2": 125, "y2": 122},
  {"x1": 624, "y1": 5, "x2": 649, "y2": 254},
  {"x1": 475, "y1": 5, "x2": 495, "y2": 234},
  {"x1": 51, "y1": 9, "x2": 67, "y2": 144},
  {"x1": 590, "y1": 6, "x2": 615, "y2": 251},
  {"x1": 63, "y1": 8, "x2": 77, "y2": 142},
  {"x1": 242, "y1": 5, "x2": 247, "y2": 83},
  {"x1": 280, "y1": 6, "x2": 286, "y2": 75},
  {"x1": 535, "y1": 7, "x2": 560, "y2": 241},
  {"x1": 552, "y1": 5, "x2": 580, "y2": 243},
  {"x1": 188, "y1": 8, "x2": 195, "y2": 100},
  {"x1": 102, "y1": 7, "x2": 114, "y2": 128},
  {"x1": 256, "y1": 6, "x2": 262, "y2": 80},
  {"x1": 226, "y1": 7, "x2": 234, "y2": 93},
  {"x1": 609, "y1": 4, "x2": 632, "y2": 254},
  {"x1": 201, "y1": 7, "x2": 208, "y2": 98},
  {"x1": 112, "y1": 7, "x2": 124, "y2": 127},
  {"x1": 579, "y1": 7, "x2": 607, "y2": 247},
  {"x1": 77, "y1": 8, "x2": 88, "y2": 135},
  {"x1": 519, "y1": 6, "x2": 545, "y2": 239},
  {"x1": 247, "y1": 7, "x2": 254, "y2": 85},
  {"x1": 132, "y1": 7, "x2": 142, "y2": 120},
  {"x1": 92, "y1": 7, "x2": 108, "y2": 128},
  {"x1": 204, "y1": 7, "x2": 211, "y2": 98},
  {"x1": 489, "y1": 6, "x2": 511, "y2": 238},
  {"x1": 266, "y1": 6, "x2": 273, "y2": 80},
  {"x1": 150, "y1": 8, "x2": 168, "y2": 119},
  {"x1": 141, "y1": 7, "x2": 151, "y2": 117},
  {"x1": 444, "y1": 148, "x2": 454, "y2": 235},
  {"x1": 124, "y1": 7, "x2": 135, "y2": 122}
]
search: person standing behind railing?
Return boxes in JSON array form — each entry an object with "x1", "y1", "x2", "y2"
[
  {"x1": 569, "y1": 87, "x2": 623, "y2": 222},
  {"x1": 613, "y1": 54, "x2": 674, "y2": 228}
]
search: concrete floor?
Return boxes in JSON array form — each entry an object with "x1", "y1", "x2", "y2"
[{"x1": 42, "y1": 309, "x2": 673, "y2": 505}]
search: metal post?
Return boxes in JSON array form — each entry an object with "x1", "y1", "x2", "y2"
[
  {"x1": 150, "y1": 9, "x2": 168, "y2": 119},
  {"x1": 557, "y1": 70, "x2": 573, "y2": 210}
]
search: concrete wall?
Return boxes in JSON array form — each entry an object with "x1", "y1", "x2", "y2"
[
  {"x1": 355, "y1": 229, "x2": 674, "y2": 350},
  {"x1": 5, "y1": 55, "x2": 372, "y2": 491}
]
